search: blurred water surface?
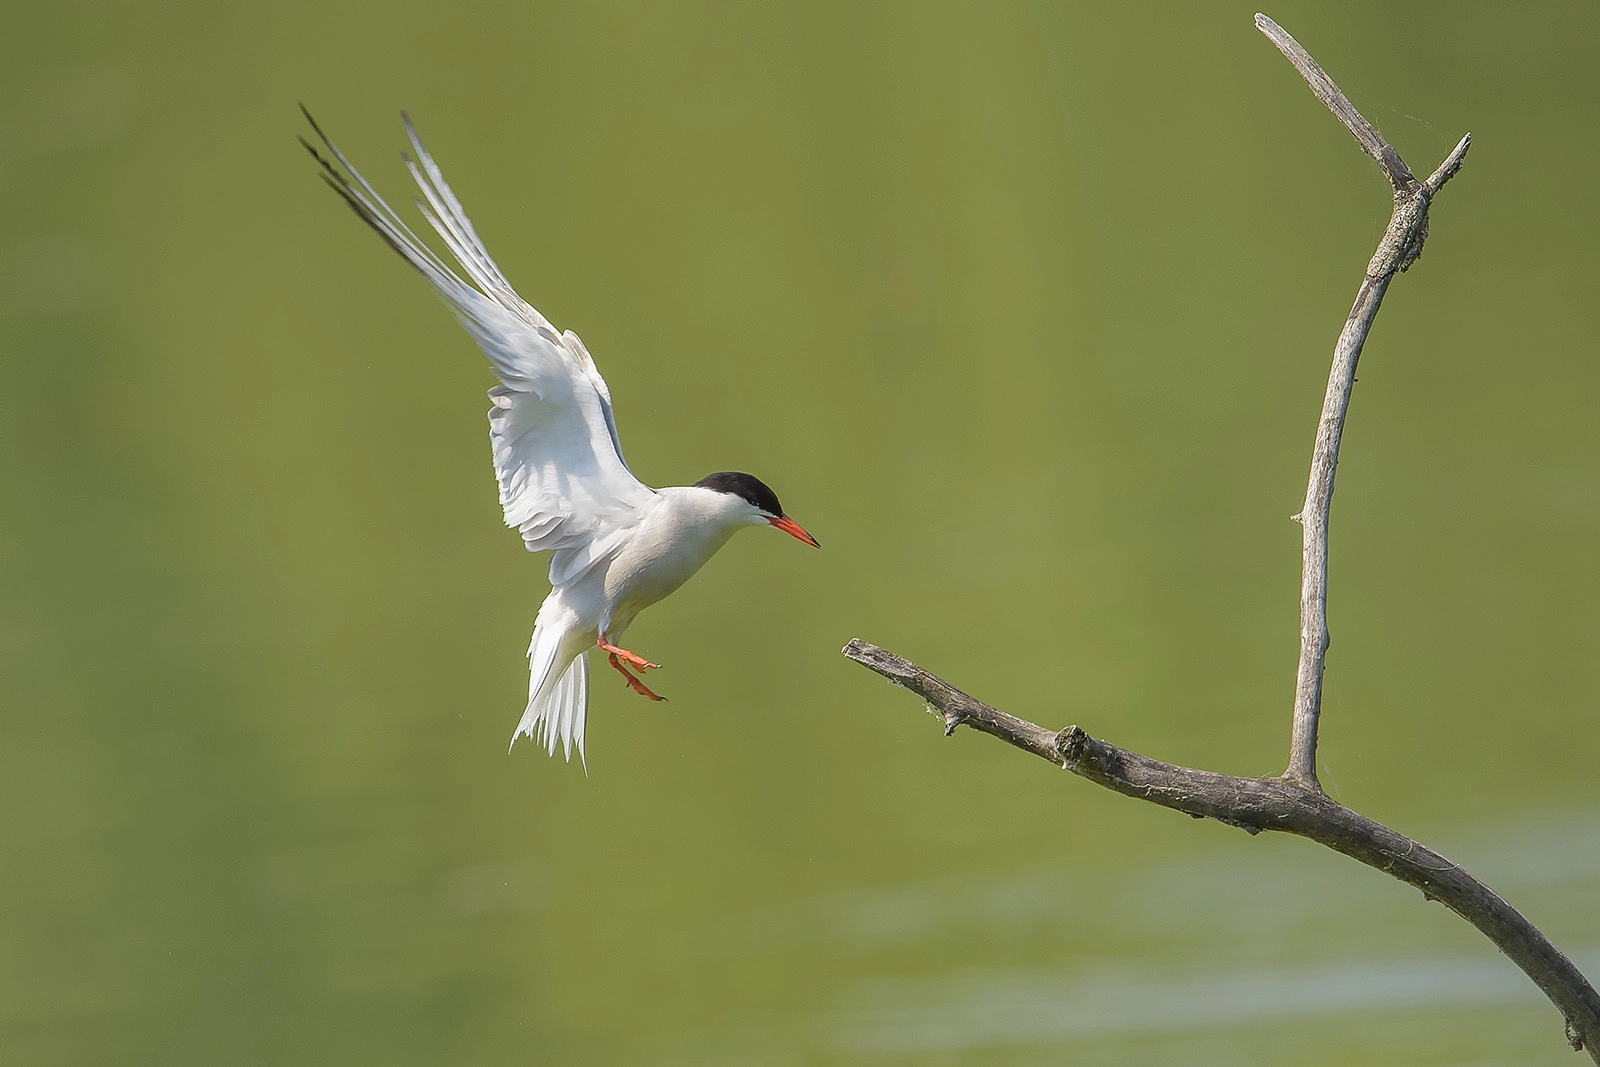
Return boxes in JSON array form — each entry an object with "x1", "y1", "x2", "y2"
[{"x1": 2, "y1": 2, "x2": 1597, "y2": 1064}]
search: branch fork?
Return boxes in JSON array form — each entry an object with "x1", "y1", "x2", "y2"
[{"x1": 844, "y1": 15, "x2": 1597, "y2": 1060}]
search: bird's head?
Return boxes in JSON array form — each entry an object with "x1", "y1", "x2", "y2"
[{"x1": 693, "y1": 471, "x2": 819, "y2": 547}]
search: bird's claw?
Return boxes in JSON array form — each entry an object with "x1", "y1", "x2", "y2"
[
  {"x1": 606, "y1": 652, "x2": 667, "y2": 701},
  {"x1": 597, "y1": 637, "x2": 661, "y2": 672}
]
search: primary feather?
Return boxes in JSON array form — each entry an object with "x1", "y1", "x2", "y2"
[{"x1": 302, "y1": 109, "x2": 652, "y2": 548}]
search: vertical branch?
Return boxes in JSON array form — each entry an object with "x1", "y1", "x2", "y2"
[
  {"x1": 1257, "y1": 14, "x2": 1468, "y2": 786},
  {"x1": 1287, "y1": 274, "x2": 1390, "y2": 785}
]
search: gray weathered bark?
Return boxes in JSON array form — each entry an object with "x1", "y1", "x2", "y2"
[{"x1": 843, "y1": 14, "x2": 1598, "y2": 1060}]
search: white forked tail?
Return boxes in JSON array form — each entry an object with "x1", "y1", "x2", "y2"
[{"x1": 512, "y1": 618, "x2": 590, "y2": 764}]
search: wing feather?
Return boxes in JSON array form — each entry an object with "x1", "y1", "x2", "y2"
[{"x1": 303, "y1": 108, "x2": 652, "y2": 561}]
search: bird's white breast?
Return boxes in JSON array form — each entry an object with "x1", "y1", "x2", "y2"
[{"x1": 588, "y1": 486, "x2": 756, "y2": 635}]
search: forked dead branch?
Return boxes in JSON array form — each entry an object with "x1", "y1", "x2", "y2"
[{"x1": 843, "y1": 14, "x2": 1600, "y2": 1059}]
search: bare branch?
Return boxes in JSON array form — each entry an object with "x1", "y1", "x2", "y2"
[
  {"x1": 1261, "y1": 15, "x2": 1468, "y2": 785},
  {"x1": 841, "y1": 639, "x2": 1061, "y2": 760},
  {"x1": 1426, "y1": 133, "x2": 1473, "y2": 196},
  {"x1": 842, "y1": 14, "x2": 1596, "y2": 1061},
  {"x1": 1287, "y1": 270, "x2": 1390, "y2": 786},
  {"x1": 844, "y1": 639, "x2": 1600, "y2": 1058},
  {"x1": 1254, "y1": 12, "x2": 1417, "y2": 191}
]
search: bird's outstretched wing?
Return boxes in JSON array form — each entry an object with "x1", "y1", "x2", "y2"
[{"x1": 302, "y1": 109, "x2": 653, "y2": 562}]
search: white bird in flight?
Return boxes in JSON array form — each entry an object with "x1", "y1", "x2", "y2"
[{"x1": 302, "y1": 110, "x2": 818, "y2": 764}]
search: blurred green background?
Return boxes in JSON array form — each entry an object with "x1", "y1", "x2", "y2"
[{"x1": 3, "y1": 2, "x2": 1597, "y2": 1064}]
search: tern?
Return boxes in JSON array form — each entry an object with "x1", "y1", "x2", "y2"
[{"x1": 302, "y1": 110, "x2": 818, "y2": 763}]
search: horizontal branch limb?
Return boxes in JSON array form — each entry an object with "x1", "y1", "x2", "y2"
[{"x1": 843, "y1": 638, "x2": 1600, "y2": 1060}]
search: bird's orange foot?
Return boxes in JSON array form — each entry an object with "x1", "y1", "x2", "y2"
[
  {"x1": 607, "y1": 652, "x2": 667, "y2": 702},
  {"x1": 597, "y1": 636, "x2": 660, "y2": 672}
]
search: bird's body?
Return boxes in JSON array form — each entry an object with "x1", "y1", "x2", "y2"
[
  {"x1": 516, "y1": 483, "x2": 765, "y2": 747},
  {"x1": 303, "y1": 111, "x2": 816, "y2": 763}
]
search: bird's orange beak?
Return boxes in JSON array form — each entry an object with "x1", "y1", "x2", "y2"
[{"x1": 768, "y1": 515, "x2": 819, "y2": 548}]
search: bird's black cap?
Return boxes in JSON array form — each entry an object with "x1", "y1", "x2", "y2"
[{"x1": 695, "y1": 471, "x2": 785, "y2": 515}]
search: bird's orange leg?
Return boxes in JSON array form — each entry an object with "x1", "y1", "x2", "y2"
[
  {"x1": 607, "y1": 652, "x2": 666, "y2": 702},
  {"x1": 597, "y1": 635, "x2": 660, "y2": 672}
]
